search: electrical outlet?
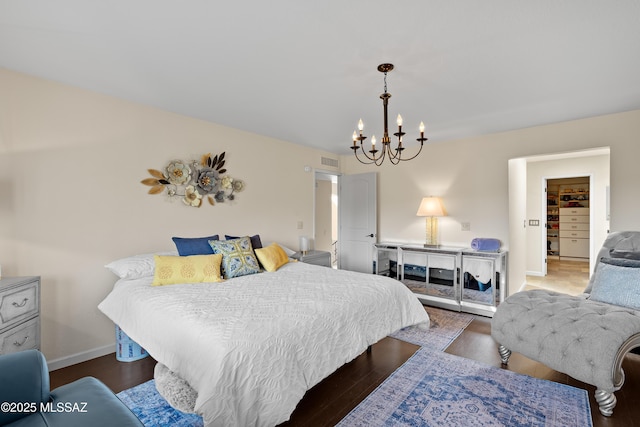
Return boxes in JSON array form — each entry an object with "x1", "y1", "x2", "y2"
[{"x1": 461, "y1": 222, "x2": 471, "y2": 231}]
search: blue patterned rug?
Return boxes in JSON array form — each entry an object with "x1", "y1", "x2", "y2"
[
  {"x1": 117, "y1": 380, "x2": 202, "y2": 427},
  {"x1": 117, "y1": 307, "x2": 590, "y2": 426},
  {"x1": 336, "y1": 348, "x2": 592, "y2": 427},
  {"x1": 391, "y1": 306, "x2": 474, "y2": 350}
]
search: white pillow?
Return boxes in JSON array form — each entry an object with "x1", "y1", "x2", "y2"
[
  {"x1": 264, "y1": 242, "x2": 296, "y2": 257},
  {"x1": 105, "y1": 251, "x2": 178, "y2": 279}
]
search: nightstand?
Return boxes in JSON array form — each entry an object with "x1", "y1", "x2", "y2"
[
  {"x1": 0, "y1": 276, "x2": 41, "y2": 355},
  {"x1": 291, "y1": 250, "x2": 332, "y2": 267}
]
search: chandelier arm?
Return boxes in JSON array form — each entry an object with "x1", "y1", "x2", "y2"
[
  {"x1": 375, "y1": 145, "x2": 387, "y2": 166},
  {"x1": 353, "y1": 148, "x2": 375, "y2": 165},
  {"x1": 397, "y1": 141, "x2": 424, "y2": 162}
]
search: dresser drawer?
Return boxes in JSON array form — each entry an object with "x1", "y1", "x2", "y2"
[
  {"x1": 559, "y1": 208, "x2": 589, "y2": 216},
  {"x1": 0, "y1": 280, "x2": 39, "y2": 331},
  {"x1": 560, "y1": 237, "x2": 589, "y2": 258},
  {"x1": 0, "y1": 317, "x2": 40, "y2": 355},
  {"x1": 559, "y1": 230, "x2": 589, "y2": 239},
  {"x1": 559, "y1": 215, "x2": 589, "y2": 224},
  {"x1": 559, "y1": 222, "x2": 590, "y2": 231}
]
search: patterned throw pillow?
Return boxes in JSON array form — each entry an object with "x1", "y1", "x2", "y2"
[
  {"x1": 208, "y1": 237, "x2": 261, "y2": 279},
  {"x1": 254, "y1": 243, "x2": 290, "y2": 272},
  {"x1": 152, "y1": 254, "x2": 223, "y2": 286}
]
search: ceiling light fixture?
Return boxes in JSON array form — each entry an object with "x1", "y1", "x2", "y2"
[{"x1": 351, "y1": 63, "x2": 427, "y2": 166}]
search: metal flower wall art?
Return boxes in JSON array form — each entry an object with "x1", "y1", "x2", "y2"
[{"x1": 141, "y1": 152, "x2": 245, "y2": 207}]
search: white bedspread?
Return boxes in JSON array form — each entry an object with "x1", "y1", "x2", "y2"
[{"x1": 98, "y1": 262, "x2": 429, "y2": 426}]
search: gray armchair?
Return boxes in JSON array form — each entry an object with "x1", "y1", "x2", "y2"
[
  {"x1": 492, "y1": 231, "x2": 640, "y2": 417},
  {"x1": 0, "y1": 349, "x2": 143, "y2": 427}
]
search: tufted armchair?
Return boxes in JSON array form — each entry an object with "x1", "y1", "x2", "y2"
[
  {"x1": 491, "y1": 231, "x2": 640, "y2": 417},
  {"x1": 0, "y1": 349, "x2": 143, "y2": 427}
]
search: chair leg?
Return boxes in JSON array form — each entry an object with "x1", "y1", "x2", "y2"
[
  {"x1": 498, "y1": 344, "x2": 511, "y2": 365},
  {"x1": 595, "y1": 389, "x2": 617, "y2": 417}
]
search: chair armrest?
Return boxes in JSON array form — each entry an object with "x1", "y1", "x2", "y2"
[{"x1": 0, "y1": 349, "x2": 50, "y2": 425}]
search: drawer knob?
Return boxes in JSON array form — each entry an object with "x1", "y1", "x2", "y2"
[
  {"x1": 13, "y1": 336, "x2": 29, "y2": 347},
  {"x1": 12, "y1": 298, "x2": 29, "y2": 308}
]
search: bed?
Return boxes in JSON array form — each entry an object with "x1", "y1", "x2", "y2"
[{"x1": 98, "y1": 254, "x2": 429, "y2": 427}]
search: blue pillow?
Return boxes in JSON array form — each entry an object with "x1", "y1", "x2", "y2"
[
  {"x1": 590, "y1": 258, "x2": 640, "y2": 309},
  {"x1": 172, "y1": 235, "x2": 219, "y2": 256}
]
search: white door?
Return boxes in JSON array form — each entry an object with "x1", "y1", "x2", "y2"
[{"x1": 339, "y1": 172, "x2": 377, "y2": 272}]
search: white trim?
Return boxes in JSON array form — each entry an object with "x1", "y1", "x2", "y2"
[
  {"x1": 46, "y1": 343, "x2": 114, "y2": 372},
  {"x1": 526, "y1": 270, "x2": 544, "y2": 277},
  {"x1": 517, "y1": 280, "x2": 528, "y2": 293}
]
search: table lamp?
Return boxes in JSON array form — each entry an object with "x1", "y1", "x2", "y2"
[{"x1": 416, "y1": 197, "x2": 447, "y2": 247}]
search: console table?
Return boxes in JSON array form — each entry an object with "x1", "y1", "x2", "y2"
[{"x1": 374, "y1": 243, "x2": 507, "y2": 317}]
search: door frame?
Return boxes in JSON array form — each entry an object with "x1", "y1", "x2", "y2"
[
  {"x1": 313, "y1": 169, "x2": 341, "y2": 266},
  {"x1": 540, "y1": 173, "x2": 594, "y2": 276}
]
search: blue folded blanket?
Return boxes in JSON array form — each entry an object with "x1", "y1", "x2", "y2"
[{"x1": 471, "y1": 238, "x2": 501, "y2": 252}]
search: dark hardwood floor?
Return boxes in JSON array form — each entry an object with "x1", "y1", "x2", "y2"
[{"x1": 49, "y1": 314, "x2": 640, "y2": 426}]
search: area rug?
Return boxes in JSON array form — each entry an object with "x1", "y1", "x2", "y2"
[
  {"x1": 391, "y1": 306, "x2": 474, "y2": 350},
  {"x1": 117, "y1": 380, "x2": 203, "y2": 427},
  {"x1": 336, "y1": 347, "x2": 593, "y2": 427}
]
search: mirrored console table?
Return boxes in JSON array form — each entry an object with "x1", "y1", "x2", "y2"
[{"x1": 374, "y1": 243, "x2": 507, "y2": 317}]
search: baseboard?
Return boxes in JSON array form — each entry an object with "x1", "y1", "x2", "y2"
[
  {"x1": 525, "y1": 270, "x2": 544, "y2": 277},
  {"x1": 47, "y1": 343, "x2": 115, "y2": 372},
  {"x1": 516, "y1": 280, "x2": 528, "y2": 293}
]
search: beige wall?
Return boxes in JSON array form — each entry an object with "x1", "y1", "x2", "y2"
[
  {"x1": 0, "y1": 68, "x2": 338, "y2": 366},
  {"x1": 342, "y1": 110, "x2": 640, "y2": 294},
  {"x1": 3, "y1": 66, "x2": 640, "y2": 365}
]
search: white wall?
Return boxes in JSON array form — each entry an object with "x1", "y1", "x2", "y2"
[
  {"x1": 0, "y1": 68, "x2": 339, "y2": 365},
  {"x1": 525, "y1": 153, "x2": 610, "y2": 275},
  {"x1": 342, "y1": 110, "x2": 640, "y2": 295}
]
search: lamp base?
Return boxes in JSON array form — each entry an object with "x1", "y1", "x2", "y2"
[{"x1": 424, "y1": 217, "x2": 439, "y2": 247}]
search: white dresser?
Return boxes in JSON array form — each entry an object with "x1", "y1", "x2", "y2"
[
  {"x1": 0, "y1": 276, "x2": 41, "y2": 355},
  {"x1": 559, "y1": 207, "x2": 590, "y2": 259}
]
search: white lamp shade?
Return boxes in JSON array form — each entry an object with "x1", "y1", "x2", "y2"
[
  {"x1": 416, "y1": 197, "x2": 447, "y2": 217},
  {"x1": 299, "y1": 236, "x2": 310, "y2": 252}
]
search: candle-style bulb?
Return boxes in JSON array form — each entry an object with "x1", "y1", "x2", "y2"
[
  {"x1": 396, "y1": 114, "x2": 403, "y2": 126},
  {"x1": 358, "y1": 119, "x2": 364, "y2": 131},
  {"x1": 419, "y1": 121, "x2": 425, "y2": 133},
  {"x1": 371, "y1": 135, "x2": 376, "y2": 147},
  {"x1": 352, "y1": 131, "x2": 357, "y2": 142}
]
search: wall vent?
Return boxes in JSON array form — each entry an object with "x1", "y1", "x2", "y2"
[{"x1": 321, "y1": 156, "x2": 339, "y2": 168}]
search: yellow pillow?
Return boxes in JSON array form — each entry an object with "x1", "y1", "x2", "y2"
[
  {"x1": 152, "y1": 254, "x2": 223, "y2": 286},
  {"x1": 254, "y1": 243, "x2": 290, "y2": 272}
]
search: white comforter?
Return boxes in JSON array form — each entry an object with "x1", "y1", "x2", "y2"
[{"x1": 98, "y1": 262, "x2": 429, "y2": 426}]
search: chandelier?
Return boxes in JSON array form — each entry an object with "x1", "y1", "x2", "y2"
[{"x1": 351, "y1": 63, "x2": 427, "y2": 166}]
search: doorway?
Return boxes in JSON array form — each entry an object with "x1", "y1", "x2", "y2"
[
  {"x1": 509, "y1": 147, "x2": 610, "y2": 295},
  {"x1": 544, "y1": 176, "x2": 590, "y2": 268},
  {"x1": 314, "y1": 171, "x2": 339, "y2": 267}
]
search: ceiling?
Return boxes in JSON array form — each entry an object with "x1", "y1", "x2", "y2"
[{"x1": 1, "y1": 1, "x2": 640, "y2": 155}]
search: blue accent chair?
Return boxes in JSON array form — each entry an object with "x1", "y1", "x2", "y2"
[{"x1": 0, "y1": 349, "x2": 143, "y2": 427}]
